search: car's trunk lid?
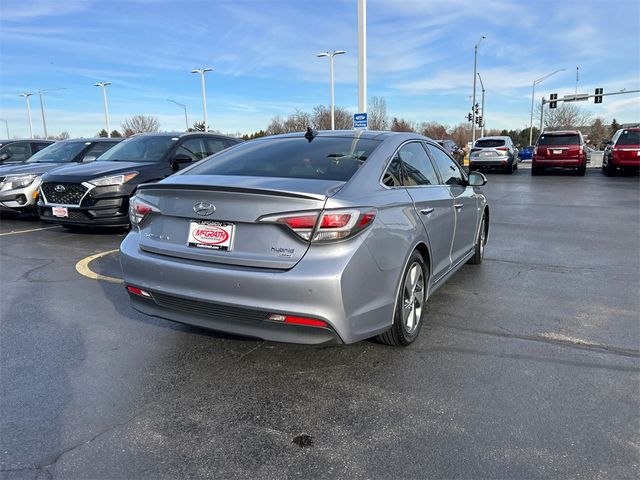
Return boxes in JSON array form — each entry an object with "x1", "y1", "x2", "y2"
[{"x1": 134, "y1": 175, "x2": 344, "y2": 269}]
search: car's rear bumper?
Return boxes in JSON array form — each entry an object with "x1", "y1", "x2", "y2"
[
  {"x1": 119, "y1": 231, "x2": 396, "y2": 345},
  {"x1": 533, "y1": 158, "x2": 585, "y2": 168},
  {"x1": 611, "y1": 159, "x2": 640, "y2": 168}
]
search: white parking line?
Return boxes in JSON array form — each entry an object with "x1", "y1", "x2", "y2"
[
  {"x1": 0, "y1": 226, "x2": 58, "y2": 236},
  {"x1": 75, "y1": 249, "x2": 124, "y2": 284}
]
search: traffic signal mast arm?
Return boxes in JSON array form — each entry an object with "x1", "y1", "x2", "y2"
[{"x1": 542, "y1": 88, "x2": 640, "y2": 106}]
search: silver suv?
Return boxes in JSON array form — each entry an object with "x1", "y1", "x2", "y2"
[{"x1": 470, "y1": 136, "x2": 519, "y2": 174}]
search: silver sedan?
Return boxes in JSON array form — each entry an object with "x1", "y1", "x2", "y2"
[{"x1": 120, "y1": 130, "x2": 489, "y2": 346}]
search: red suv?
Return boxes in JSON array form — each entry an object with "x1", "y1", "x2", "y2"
[
  {"x1": 532, "y1": 130, "x2": 587, "y2": 176},
  {"x1": 602, "y1": 127, "x2": 640, "y2": 176}
]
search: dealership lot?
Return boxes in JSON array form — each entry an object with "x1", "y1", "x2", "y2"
[{"x1": 1, "y1": 170, "x2": 638, "y2": 479}]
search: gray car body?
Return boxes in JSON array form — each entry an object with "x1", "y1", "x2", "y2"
[{"x1": 120, "y1": 131, "x2": 489, "y2": 344}]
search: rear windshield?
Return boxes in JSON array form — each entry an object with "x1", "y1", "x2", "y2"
[
  {"x1": 617, "y1": 130, "x2": 640, "y2": 145},
  {"x1": 475, "y1": 139, "x2": 505, "y2": 148},
  {"x1": 98, "y1": 136, "x2": 176, "y2": 162},
  {"x1": 538, "y1": 134, "x2": 580, "y2": 146},
  {"x1": 26, "y1": 141, "x2": 88, "y2": 163},
  {"x1": 185, "y1": 136, "x2": 381, "y2": 181}
]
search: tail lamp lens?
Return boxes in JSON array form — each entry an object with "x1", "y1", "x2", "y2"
[
  {"x1": 127, "y1": 285, "x2": 151, "y2": 297},
  {"x1": 129, "y1": 197, "x2": 157, "y2": 227},
  {"x1": 260, "y1": 208, "x2": 376, "y2": 242}
]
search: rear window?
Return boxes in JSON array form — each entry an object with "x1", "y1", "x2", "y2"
[
  {"x1": 185, "y1": 136, "x2": 381, "y2": 182},
  {"x1": 538, "y1": 134, "x2": 580, "y2": 146},
  {"x1": 616, "y1": 130, "x2": 640, "y2": 146},
  {"x1": 475, "y1": 139, "x2": 505, "y2": 148}
]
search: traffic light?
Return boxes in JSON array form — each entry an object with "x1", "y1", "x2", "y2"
[
  {"x1": 549, "y1": 93, "x2": 558, "y2": 109},
  {"x1": 467, "y1": 113, "x2": 473, "y2": 122},
  {"x1": 476, "y1": 115, "x2": 483, "y2": 126},
  {"x1": 595, "y1": 87, "x2": 604, "y2": 104},
  {"x1": 474, "y1": 103, "x2": 480, "y2": 115}
]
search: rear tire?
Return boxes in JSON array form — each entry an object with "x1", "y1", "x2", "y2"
[
  {"x1": 531, "y1": 167, "x2": 541, "y2": 176},
  {"x1": 506, "y1": 161, "x2": 515, "y2": 174},
  {"x1": 605, "y1": 161, "x2": 617, "y2": 177},
  {"x1": 577, "y1": 166, "x2": 586, "y2": 176},
  {"x1": 468, "y1": 212, "x2": 487, "y2": 265},
  {"x1": 376, "y1": 251, "x2": 428, "y2": 347}
]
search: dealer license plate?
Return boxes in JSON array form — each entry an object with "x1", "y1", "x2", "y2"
[
  {"x1": 52, "y1": 206, "x2": 68, "y2": 218},
  {"x1": 553, "y1": 149, "x2": 563, "y2": 154},
  {"x1": 187, "y1": 220, "x2": 234, "y2": 251},
  {"x1": 480, "y1": 151, "x2": 495, "y2": 157}
]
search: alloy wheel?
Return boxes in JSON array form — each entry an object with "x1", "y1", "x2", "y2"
[{"x1": 402, "y1": 262, "x2": 425, "y2": 335}]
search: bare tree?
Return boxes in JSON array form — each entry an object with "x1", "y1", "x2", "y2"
[
  {"x1": 419, "y1": 121, "x2": 448, "y2": 139},
  {"x1": 285, "y1": 110, "x2": 313, "y2": 132},
  {"x1": 449, "y1": 122, "x2": 473, "y2": 148},
  {"x1": 121, "y1": 115, "x2": 160, "y2": 137},
  {"x1": 368, "y1": 96, "x2": 388, "y2": 130},
  {"x1": 49, "y1": 131, "x2": 70, "y2": 140},
  {"x1": 266, "y1": 116, "x2": 286, "y2": 135},
  {"x1": 537, "y1": 103, "x2": 593, "y2": 130},
  {"x1": 311, "y1": 105, "x2": 352, "y2": 130},
  {"x1": 390, "y1": 117, "x2": 415, "y2": 132}
]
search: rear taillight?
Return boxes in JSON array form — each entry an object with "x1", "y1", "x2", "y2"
[
  {"x1": 533, "y1": 147, "x2": 538, "y2": 156},
  {"x1": 496, "y1": 147, "x2": 509, "y2": 152},
  {"x1": 260, "y1": 208, "x2": 376, "y2": 242},
  {"x1": 129, "y1": 196, "x2": 158, "y2": 228},
  {"x1": 471, "y1": 148, "x2": 481, "y2": 153},
  {"x1": 127, "y1": 285, "x2": 151, "y2": 297}
]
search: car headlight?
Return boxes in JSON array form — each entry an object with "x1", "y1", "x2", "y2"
[
  {"x1": 88, "y1": 172, "x2": 138, "y2": 187},
  {"x1": 0, "y1": 174, "x2": 39, "y2": 190}
]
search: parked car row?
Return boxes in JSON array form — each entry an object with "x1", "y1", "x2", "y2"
[
  {"x1": 1, "y1": 130, "x2": 490, "y2": 347},
  {"x1": 0, "y1": 132, "x2": 242, "y2": 224},
  {"x1": 0, "y1": 139, "x2": 55, "y2": 164}
]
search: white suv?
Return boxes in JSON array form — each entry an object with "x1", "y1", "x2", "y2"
[{"x1": 469, "y1": 136, "x2": 519, "y2": 174}]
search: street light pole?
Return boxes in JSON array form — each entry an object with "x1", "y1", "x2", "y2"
[
  {"x1": 528, "y1": 69, "x2": 564, "y2": 145},
  {"x1": 477, "y1": 73, "x2": 486, "y2": 138},
  {"x1": 357, "y1": 0, "x2": 367, "y2": 114},
  {"x1": 37, "y1": 88, "x2": 66, "y2": 139},
  {"x1": 0, "y1": 119, "x2": 9, "y2": 138},
  {"x1": 191, "y1": 68, "x2": 213, "y2": 131},
  {"x1": 471, "y1": 36, "x2": 485, "y2": 146},
  {"x1": 95, "y1": 82, "x2": 112, "y2": 137},
  {"x1": 18, "y1": 93, "x2": 34, "y2": 139},
  {"x1": 167, "y1": 99, "x2": 189, "y2": 131},
  {"x1": 317, "y1": 51, "x2": 346, "y2": 130}
]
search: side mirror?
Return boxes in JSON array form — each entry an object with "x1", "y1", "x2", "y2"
[
  {"x1": 82, "y1": 155, "x2": 96, "y2": 163},
  {"x1": 468, "y1": 171, "x2": 487, "y2": 187}
]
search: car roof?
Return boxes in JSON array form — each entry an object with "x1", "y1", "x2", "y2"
[
  {"x1": 0, "y1": 139, "x2": 55, "y2": 143},
  {"x1": 253, "y1": 130, "x2": 432, "y2": 142},
  {"x1": 541, "y1": 130, "x2": 581, "y2": 135},
  {"x1": 618, "y1": 127, "x2": 640, "y2": 132},
  {"x1": 476, "y1": 136, "x2": 510, "y2": 140},
  {"x1": 130, "y1": 132, "x2": 241, "y2": 141},
  {"x1": 53, "y1": 137, "x2": 124, "y2": 143}
]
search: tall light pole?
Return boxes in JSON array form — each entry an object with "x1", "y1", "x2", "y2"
[
  {"x1": 167, "y1": 99, "x2": 189, "y2": 131},
  {"x1": 37, "y1": 88, "x2": 66, "y2": 138},
  {"x1": 317, "y1": 50, "x2": 346, "y2": 130},
  {"x1": 18, "y1": 93, "x2": 34, "y2": 139},
  {"x1": 471, "y1": 36, "x2": 485, "y2": 145},
  {"x1": 357, "y1": 0, "x2": 367, "y2": 115},
  {"x1": 0, "y1": 119, "x2": 9, "y2": 138},
  {"x1": 95, "y1": 82, "x2": 112, "y2": 137},
  {"x1": 477, "y1": 72, "x2": 486, "y2": 138},
  {"x1": 528, "y1": 69, "x2": 564, "y2": 145},
  {"x1": 191, "y1": 68, "x2": 213, "y2": 131}
]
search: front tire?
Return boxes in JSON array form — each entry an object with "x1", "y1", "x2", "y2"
[{"x1": 376, "y1": 251, "x2": 428, "y2": 347}]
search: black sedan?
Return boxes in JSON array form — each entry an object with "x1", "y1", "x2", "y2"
[{"x1": 38, "y1": 132, "x2": 241, "y2": 228}]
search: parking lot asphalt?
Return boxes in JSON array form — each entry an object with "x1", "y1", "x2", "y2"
[{"x1": 1, "y1": 169, "x2": 639, "y2": 479}]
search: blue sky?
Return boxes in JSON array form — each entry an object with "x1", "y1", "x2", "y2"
[{"x1": 1, "y1": 0, "x2": 639, "y2": 138}]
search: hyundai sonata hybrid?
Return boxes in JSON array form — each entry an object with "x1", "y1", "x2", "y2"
[{"x1": 120, "y1": 130, "x2": 489, "y2": 346}]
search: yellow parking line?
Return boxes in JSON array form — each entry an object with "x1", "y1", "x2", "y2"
[
  {"x1": 75, "y1": 249, "x2": 124, "y2": 284},
  {"x1": 0, "y1": 226, "x2": 58, "y2": 236}
]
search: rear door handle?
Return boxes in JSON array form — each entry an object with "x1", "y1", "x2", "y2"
[
  {"x1": 420, "y1": 208, "x2": 434, "y2": 215},
  {"x1": 454, "y1": 204, "x2": 463, "y2": 210}
]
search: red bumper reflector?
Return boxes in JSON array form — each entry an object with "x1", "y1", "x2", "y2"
[
  {"x1": 268, "y1": 313, "x2": 328, "y2": 328},
  {"x1": 127, "y1": 286, "x2": 151, "y2": 297}
]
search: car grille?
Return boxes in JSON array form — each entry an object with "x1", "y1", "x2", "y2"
[
  {"x1": 42, "y1": 183, "x2": 88, "y2": 205},
  {"x1": 151, "y1": 292, "x2": 269, "y2": 324}
]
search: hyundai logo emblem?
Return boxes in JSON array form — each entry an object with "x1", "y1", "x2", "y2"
[
  {"x1": 193, "y1": 201, "x2": 216, "y2": 216},
  {"x1": 54, "y1": 184, "x2": 66, "y2": 192}
]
